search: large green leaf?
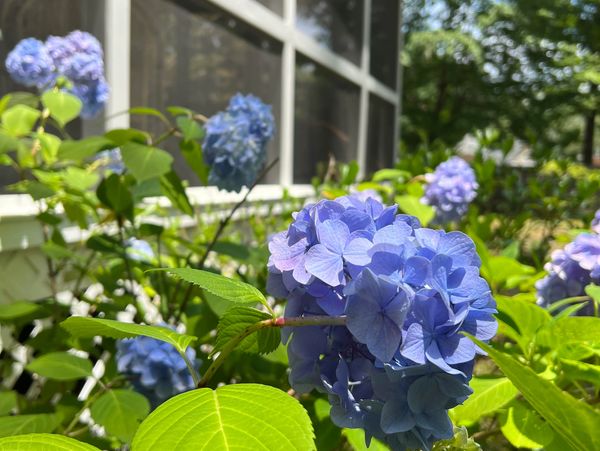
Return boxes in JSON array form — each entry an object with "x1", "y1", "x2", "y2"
[
  {"x1": 0, "y1": 414, "x2": 60, "y2": 438},
  {"x1": 500, "y1": 401, "x2": 554, "y2": 449},
  {"x1": 179, "y1": 139, "x2": 209, "y2": 184},
  {"x1": 471, "y1": 337, "x2": 600, "y2": 450},
  {"x1": 131, "y1": 384, "x2": 314, "y2": 450},
  {"x1": 0, "y1": 392, "x2": 16, "y2": 416},
  {"x1": 495, "y1": 295, "x2": 551, "y2": 354},
  {"x1": 57, "y1": 136, "x2": 113, "y2": 162},
  {"x1": 1, "y1": 104, "x2": 39, "y2": 136},
  {"x1": 90, "y1": 390, "x2": 150, "y2": 443},
  {"x1": 41, "y1": 90, "x2": 82, "y2": 127},
  {"x1": 26, "y1": 352, "x2": 92, "y2": 381},
  {"x1": 176, "y1": 116, "x2": 204, "y2": 141},
  {"x1": 60, "y1": 317, "x2": 196, "y2": 355},
  {"x1": 560, "y1": 359, "x2": 600, "y2": 386},
  {"x1": 120, "y1": 142, "x2": 173, "y2": 182},
  {"x1": 450, "y1": 377, "x2": 518, "y2": 426},
  {"x1": 97, "y1": 173, "x2": 133, "y2": 216},
  {"x1": 0, "y1": 302, "x2": 47, "y2": 322},
  {"x1": 160, "y1": 268, "x2": 271, "y2": 311},
  {"x1": 395, "y1": 195, "x2": 435, "y2": 226},
  {"x1": 537, "y1": 316, "x2": 600, "y2": 349},
  {"x1": 0, "y1": 433, "x2": 100, "y2": 450},
  {"x1": 160, "y1": 170, "x2": 193, "y2": 216},
  {"x1": 215, "y1": 306, "x2": 280, "y2": 355}
]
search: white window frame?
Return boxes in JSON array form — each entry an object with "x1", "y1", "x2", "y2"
[{"x1": 104, "y1": 0, "x2": 403, "y2": 184}]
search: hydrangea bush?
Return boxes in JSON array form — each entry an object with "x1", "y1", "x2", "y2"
[
  {"x1": 6, "y1": 31, "x2": 109, "y2": 118},
  {"x1": 422, "y1": 157, "x2": 478, "y2": 224}
]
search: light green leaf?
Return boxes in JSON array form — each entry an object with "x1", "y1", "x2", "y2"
[
  {"x1": 0, "y1": 414, "x2": 60, "y2": 438},
  {"x1": 0, "y1": 302, "x2": 47, "y2": 322},
  {"x1": 120, "y1": 142, "x2": 173, "y2": 182},
  {"x1": 60, "y1": 317, "x2": 196, "y2": 355},
  {"x1": 160, "y1": 268, "x2": 271, "y2": 311},
  {"x1": 371, "y1": 168, "x2": 411, "y2": 182},
  {"x1": 1, "y1": 104, "x2": 39, "y2": 137},
  {"x1": 395, "y1": 195, "x2": 435, "y2": 226},
  {"x1": 176, "y1": 116, "x2": 204, "y2": 141},
  {"x1": 160, "y1": 170, "x2": 193, "y2": 216},
  {"x1": 90, "y1": 389, "x2": 150, "y2": 443},
  {"x1": 560, "y1": 359, "x2": 600, "y2": 386},
  {"x1": 26, "y1": 352, "x2": 92, "y2": 381},
  {"x1": 487, "y1": 256, "x2": 535, "y2": 287},
  {"x1": 129, "y1": 107, "x2": 168, "y2": 125},
  {"x1": 343, "y1": 428, "x2": 387, "y2": 450},
  {"x1": 131, "y1": 384, "x2": 315, "y2": 450},
  {"x1": 0, "y1": 392, "x2": 16, "y2": 416},
  {"x1": 500, "y1": 401, "x2": 554, "y2": 449},
  {"x1": 41, "y1": 90, "x2": 82, "y2": 127},
  {"x1": 450, "y1": 377, "x2": 518, "y2": 426},
  {"x1": 0, "y1": 433, "x2": 100, "y2": 450},
  {"x1": 57, "y1": 136, "x2": 113, "y2": 162},
  {"x1": 537, "y1": 316, "x2": 600, "y2": 349},
  {"x1": 215, "y1": 306, "x2": 280, "y2": 355},
  {"x1": 495, "y1": 295, "x2": 551, "y2": 354},
  {"x1": 470, "y1": 337, "x2": 600, "y2": 450}
]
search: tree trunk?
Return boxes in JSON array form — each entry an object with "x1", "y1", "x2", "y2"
[{"x1": 582, "y1": 109, "x2": 596, "y2": 166}]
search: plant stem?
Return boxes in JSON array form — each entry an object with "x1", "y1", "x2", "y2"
[
  {"x1": 175, "y1": 158, "x2": 279, "y2": 320},
  {"x1": 197, "y1": 315, "x2": 346, "y2": 388},
  {"x1": 117, "y1": 216, "x2": 135, "y2": 295},
  {"x1": 180, "y1": 350, "x2": 201, "y2": 387}
]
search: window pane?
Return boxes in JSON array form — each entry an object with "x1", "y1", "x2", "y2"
[
  {"x1": 131, "y1": 0, "x2": 283, "y2": 185},
  {"x1": 366, "y1": 94, "x2": 395, "y2": 175},
  {"x1": 0, "y1": 0, "x2": 100, "y2": 189},
  {"x1": 370, "y1": 1, "x2": 399, "y2": 87},
  {"x1": 254, "y1": 0, "x2": 283, "y2": 16},
  {"x1": 296, "y1": 0, "x2": 363, "y2": 64},
  {"x1": 294, "y1": 55, "x2": 360, "y2": 183}
]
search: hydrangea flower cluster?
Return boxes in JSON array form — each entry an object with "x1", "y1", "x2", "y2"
[
  {"x1": 5, "y1": 31, "x2": 109, "y2": 118},
  {"x1": 422, "y1": 157, "x2": 478, "y2": 224},
  {"x1": 95, "y1": 148, "x2": 125, "y2": 175},
  {"x1": 116, "y1": 335, "x2": 198, "y2": 407},
  {"x1": 203, "y1": 94, "x2": 275, "y2": 192},
  {"x1": 126, "y1": 238, "x2": 154, "y2": 263},
  {"x1": 267, "y1": 194, "x2": 496, "y2": 450},
  {"x1": 536, "y1": 230, "x2": 600, "y2": 316},
  {"x1": 592, "y1": 209, "x2": 600, "y2": 234}
]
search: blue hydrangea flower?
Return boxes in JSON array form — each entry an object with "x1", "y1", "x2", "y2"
[
  {"x1": 267, "y1": 193, "x2": 496, "y2": 450},
  {"x1": 5, "y1": 38, "x2": 55, "y2": 88},
  {"x1": 203, "y1": 94, "x2": 275, "y2": 192},
  {"x1": 126, "y1": 238, "x2": 154, "y2": 263},
  {"x1": 116, "y1": 335, "x2": 198, "y2": 407},
  {"x1": 95, "y1": 148, "x2": 125, "y2": 175},
  {"x1": 422, "y1": 157, "x2": 478, "y2": 224},
  {"x1": 5, "y1": 31, "x2": 108, "y2": 119},
  {"x1": 536, "y1": 232, "x2": 600, "y2": 316}
]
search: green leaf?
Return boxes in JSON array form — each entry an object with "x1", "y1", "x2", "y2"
[
  {"x1": 167, "y1": 106, "x2": 192, "y2": 117},
  {"x1": 0, "y1": 132, "x2": 19, "y2": 153},
  {"x1": 495, "y1": 295, "x2": 551, "y2": 354},
  {"x1": 60, "y1": 317, "x2": 196, "y2": 355},
  {"x1": 58, "y1": 136, "x2": 113, "y2": 162},
  {"x1": 26, "y1": 352, "x2": 92, "y2": 381},
  {"x1": 129, "y1": 107, "x2": 168, "y2": 125},
  {"x1": 537, "y1": 316, "x2": 600, "y2": 349},
  {"x1": 90, "y1": 389, "x2": 150, "y2": 443},
  {"x1": 179, "y1": 139, "x2": 209, "y2": 184},
  {"x1": 450, "y1": 377, "x2": 518, "y2": 426},
  {"x1": 176, "y1": 116, "x2": 204, "y2": 141},
  {"x1": 160, "y1": 170, "x2": 193, "y2": 216},
  {"x1": 486, "y1": 255, "x2": 535, "y2": 287},
  {"x1": 215, "y1": 306, "x2": 280, "y2": 355},
  {"x1": 41, "y1": 90, "x2": 82, "y2": 127},
  {"x1": 212, "y1": 241, "x2": 251, "y2": 261},
  {"x1": 160, "y1": 268, "x2": 271, "y2": 311},
  {"x1": 0, "y1": 392, "x2": 17, "y2": 416},
  {"x1": 131, "y1": 384, "x2": 315, "y2": 450},
  {"x1": 470, "y1": 337, "x2": 600, "y2": 450},
  {"x1": 1, "y1": 104, "x2": 39, "y2": 137},
  {"x1": 0, "y1": 414, "x2": 60, "y2": 438},
  {"x1": 343, "y1": 428, "x2": 387, "y2": 450},
  {"x1": 560, "y1": 359, "x2": 600, "y2": 386},
  {"x1": 371, "y1": 168, "x2": 411, "y2": 182},
  {"x1": 97, "y1": 173, "x2": 133, "y2": 216},
  {"x1": 396, "y1": 195, "x2": 435, "y2": 226},
  {"x1": 500, "y1": 400, "x2": 554, "y2": 449},
  {"x1": 0, "y1": 302, "x2": 47, "y2": 322},
  {"x1": 0, "y1": 433, "x2": 100, "y2": 450},
  {"x1": 120, "y1": 142, "x2": 173, "y2": 182},
  {"x1": 62, "y1": 167, "x2": 99, "y2": 191},
  {"x1": 105, "y1": 128, "x2": 151, "y2": 146}
]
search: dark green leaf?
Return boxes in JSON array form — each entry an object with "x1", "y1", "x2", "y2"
[
  {"x1": 179, "y1": 139, "x2": 209, "y2": 184},
  {"x1": 0, "y1": 392, "x2": 17, "y2": 416},
  {"x1": 160, "y1": 170, "x2": 193, "y2": 216},
  {"x1": 97, "y1": 173, "x2": 133, "y2": 216},
  {"x1": 215, "y1": 306, "x2": 280, "y2": 355}
]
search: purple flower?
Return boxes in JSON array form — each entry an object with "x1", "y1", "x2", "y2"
[
  {"x1": 203, "y1": 94, "x2": 275, "y2": 192},
  {"x1": 71, "y1": 77, "x2": 109, "y2": 119},
  {"x1": 592, "y1": 210, "x2": 600, "y2": 234},
  {"x1": 5, "y1": 38, "x2": 55, "y2": 88},
  {"x1": 422, "y1": 157, "x2": 478, "y2": 224},
  {"x1": 537, "y1": 232, "x2": 600, "y2": 316},
  {"x1": 267, "y1": 193, "x2": 496, "y2": 449},
  {"x1": 95, "y1": 148, "x2": 125, "y2": 175},
  {"x1": 126, "y1": 238, "x2": 154, "y2": 263}
]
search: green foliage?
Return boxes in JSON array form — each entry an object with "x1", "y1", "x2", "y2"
[
  {"x1": 214, "y1": 306, "x2": 280, "y2": 355},
  {"x1": 131, "y1": 384, "x2": 315, "y2": 450},
  {"x1": 26, "y1": 352, "x2": 92, "y2": 381},
  {"x1": 396, "y1": 194, "x2": 435, "y2": 226},
  {"x1": 90, "y1": 390, "x2": 150, "y2": 443},
  {"x1": 1, "y1": 104, "x2": 39, "y2": 137},
  {"x1": 120, "y1": 142, "x2": 173, "y2": 182},
  {"x1": 499, "y1": 401, "x2": 555, "y2": 449},
  {"x1": 0, "y1": 434, "x2": 100, "y2": 450},
  {"x1": 0, "y1": 414, "x2": 60, "y2": 438},
  {"x1": 41, "y1": 90, "x2": 81, "y2": 127}
]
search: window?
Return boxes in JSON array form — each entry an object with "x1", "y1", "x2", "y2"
[{"x1": 0, "y1": 0, "x2": 401, "y2": 190}]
